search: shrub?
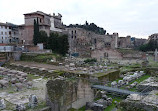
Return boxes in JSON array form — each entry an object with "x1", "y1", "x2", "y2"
[{"x1": 84, "y1": 58, "x2": 97, "y2": 63}]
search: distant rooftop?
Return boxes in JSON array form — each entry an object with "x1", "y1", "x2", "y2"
[
  {"x1": 24, "y1": 11, "x2": 51, "y2": 17},
  {"x1": 0, "y1": 22, "x2": 7, "y2": 26}
]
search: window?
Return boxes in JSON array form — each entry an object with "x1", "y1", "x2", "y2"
[
  {"x1": 94, "y1": 39, "x2": 97, "y2": 44},
  {"x1": 1, "y1": 32, "x2": 3, "y2": 35},
  {"x1": 72, "y1": 31, "x2": 73, "y2": 35},
  {"x1": 2, "y1": 37, "x2": 3, "y2": 39},
  {"x1": 40, "y1": 19, "x2": 42, "y2": 23},
  {"x1": 5, "y1": 32, "x2": 7, "y2": 35},
  {"x1": 2, "y1": 41, "x2": 3, "y2": 43},
  {"x1": 9, "y1": 31, "x2": 11, "y2": 35},
  {"x1": 5, "y1": 26, "x2": 7, "y2": 29}
]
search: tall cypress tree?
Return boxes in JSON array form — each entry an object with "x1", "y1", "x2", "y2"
[
  {"x1": 33, "y1": 18, "x2": 40, "y2": 45},
  {"x1": 33, "y1": 19, "x2": 37, "y2": 45},
  {"x1": 36, "y1": 18, "x2": 40, "y2": 44}
]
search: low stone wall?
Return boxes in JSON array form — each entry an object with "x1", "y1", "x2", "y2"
[
  {"x1": 137, "y1": 84, "x2": 158, "y2": 92},
  {"x1": 98, "y1": 70, "x2": 120, "y2": 82},
  {"x1": 119, "y1": 100, "x2": 158, "y2": 111},
  {"x1": 145, "y1": 67, "x2": 158, "y2": 76}
]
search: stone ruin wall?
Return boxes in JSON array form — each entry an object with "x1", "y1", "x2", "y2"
[
  {"x1": 91, "y1": 48, "x2": 123, "y2": 60},
  {"x1": 120, "y1": 99, "x2": 158, "y2": 111},
  {"x1": 67, "y1": 28, "x2": 119, "y2": 57},
  {"x1": 46, "y1": 78, "x2": 94, "y2": 111}
]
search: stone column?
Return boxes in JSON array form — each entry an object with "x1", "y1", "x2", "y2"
[{"x1": 113, "y1": 33, "x2": 118, "y2": 49}]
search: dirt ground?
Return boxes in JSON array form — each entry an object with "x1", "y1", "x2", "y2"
[
  {"x1": 12, "y1": 61, "x2": 65, "y2": 71},
  {"x1": 0, "y1": 77, "x2": 47, "y2": 110}
]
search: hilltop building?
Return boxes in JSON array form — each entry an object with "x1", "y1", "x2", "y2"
[
  {"x1": 0, "y1": 22, "x2": 19, "y2": 44},
  {"x1": 19, "y1": 11, "x2": 64, "y2": 45},
  {"x1": 148, "y1": 33, "x2": 158, "y2": 42},
  {"x1": 67, "y1": 27, "x2": 147, "y2": 59}
]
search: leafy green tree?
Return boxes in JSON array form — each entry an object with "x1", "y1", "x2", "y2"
[
  {"x1": 139, "y1": 40, "x2": 158, "y2": 52},
  {"x1": 38, "y1": 31, "x2": 48, "y2": 48},
  {"x1": 67, "y1": 21, "x2": 106, "y2": 35},
  {"x1": 47, "y1": 32, "x2": 69, "y2": 56}
]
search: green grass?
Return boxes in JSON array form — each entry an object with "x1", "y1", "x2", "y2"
[
  {"x1": 68, "y1": 108, "x2": 78, "y2": 111},
  {"x1": 115, "y1": 78, "x2": 123, "y2": 83},
  {"x1": 78, "y1": 106, "x2": 86, "y2": 111},
  {"x1": 30, "y1": 87, "x2": 39, "y2": 90},
  {"x1": 21, "y1": 53, "x2": 63, "y2": 63},
  {"x1": 121, "y1": 74, "x2": 151, "y2": 91},
  {"x1": 27, "y1": 74, "x2": 41, "y2": 81},
  {"x1": 78, "y1": 95, "x2": 122, "y2": 111},
  {"x1": 156, "y1": 93, "x2": 158, "y2": 96},
  {"x1": 104, "y1": 95, "x2": 122, "y2": 111},
  {"x1": 25, "y1": 101, "x2": 47, "y2": 111},
  {"x1": 104, "y1": 103, "x2": 115, "y2": 111},
  {"x1": 131, "y1": 74, "x2": 150, "y2": 84}
]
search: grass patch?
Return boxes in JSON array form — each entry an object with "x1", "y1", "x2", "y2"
[
  {"x1": 68, "y1": 108, "x2": 78, "y2": 111},
  {"x1": 78, "y1": 95, "x2": 122, "y2": 111},
  {"x1": 104, "y1": 103, "x2": 115, "y2": 111},
  {"x1": 104, "y1": 95, "x2": 122, "y2": 111},
  {"x1": 120, "y1": 74, "x2": 151, "y2": 91},
  {"x1": 21, "y1": 53, "x2": 63, "y2": 63},
  {"x1": 27, "y1": 74, "x2": 41, "y2": 81},
  {"x1": 132, "y1": 74, "x2": 150, "y2": 84},
  {"x1": 8, "y1": 91, "x2": 16, "y2": 94},
  {"x1": 78, "y1": 106, "x2": 85, "y2": 111},
  {"x1": 30, "y1": 87, "x2": 39, "y2": 91},
  {"x1": 25, "y1": 101, "x2": 47, "y2": 111}
]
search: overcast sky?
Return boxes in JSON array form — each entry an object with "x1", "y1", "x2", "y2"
[{"x1": 0, "y1": 0, "x2": 158, "y2": 39}]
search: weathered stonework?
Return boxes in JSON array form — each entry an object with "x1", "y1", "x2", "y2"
[
  {"x1": 46, "y1": 78, "x2": 94, "y2": 111},
  {"x1": 67, "y1": 27, "x2": 146, "y2": 59}
]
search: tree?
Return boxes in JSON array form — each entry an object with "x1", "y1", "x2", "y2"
[
  {"x1": 67, "y1": 21, "x2": 106, "y2": 35},
  {"x1": 47, "y1": 32, "x2": 69, "y2": 56},
  {"x1": 33, "y1": 18, "x2": 40, "y2": 45},
  {"x1": 58, "y1": 34, "x2": 69, "y2": 56},
  {"x1": 139, "y1": 40, "x2": 158, "y2": 52},
  {"x1": 85, "y1": 21, "x2": 88, "y2": 25},
  {"x1": 33, "y1": 19, "x2": 37, "y2": 45},
  {"x1": 38, "y1": 31, "x2": 48, "y2": 48}
]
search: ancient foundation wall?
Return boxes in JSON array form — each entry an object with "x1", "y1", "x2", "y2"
[
  {"x1": 46, "y1": 78, "x2": 94, "y2": 111},
  {"x1": 120, "y1": 100, "x2": 158, "y2": 111},
  {"x1": 91, "y1": 48, "x2": 122, "y2": 60}
]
